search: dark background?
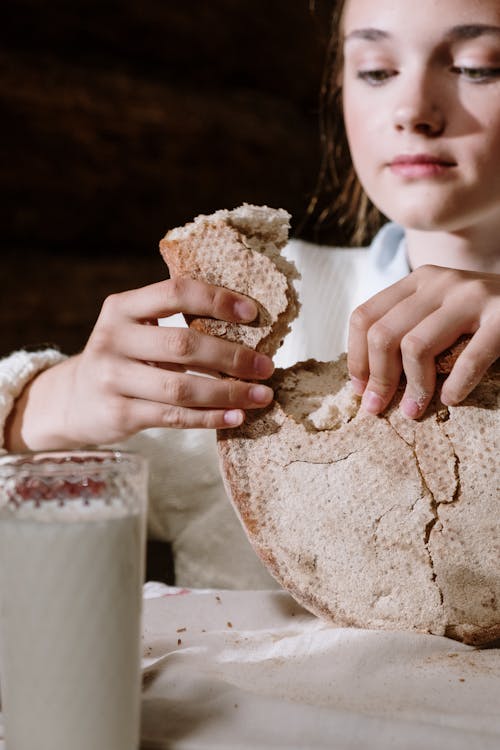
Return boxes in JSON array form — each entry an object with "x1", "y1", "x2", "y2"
[{"x1": 1, "y1": 0, "x2": 334, "y2": 357}]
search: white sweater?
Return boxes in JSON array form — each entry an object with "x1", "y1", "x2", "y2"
[{"x1": 0, "y1": 224, "x2": 409, "y2": 589}]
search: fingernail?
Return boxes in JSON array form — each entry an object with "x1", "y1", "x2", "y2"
[
  {"x1": 234, "y1": 299, "x2": 257, "y2": 322},
  {"x1": 249, "y1": 385, "x2": 273, "y2": 404},
  {"x1": 224, "y1": 410, "x2": 244, "y2": 426},
  {"x1": 361, "y1": 390, "x2": 385, "y2": 414},
  {"x1": 400, "y1": 396, "x2": 420, "y2": 419},
  {"x1": 440, "y1": 382, "x2": 459, "y2": 406},
  {"x1": 350, "y1": 376, "x2": 366, "y2": 396},
  {"x1": 254, "y1": 354, "x2": 274, "y2": 378},
  {"x1": 440, "y1": 391, "x2": 457, "y2": 407}
]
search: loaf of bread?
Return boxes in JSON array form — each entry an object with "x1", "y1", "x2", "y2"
[
  {"x1": 218, "y1": 357, "x2": 500, "y2": 646},
  {"x1": 160, "y1": 205, "x2": 500, "y2": 646}
]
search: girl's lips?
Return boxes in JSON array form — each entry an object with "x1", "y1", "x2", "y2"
[{"x1": 389, "y1": 154, "x2": 456, "y2": 178}]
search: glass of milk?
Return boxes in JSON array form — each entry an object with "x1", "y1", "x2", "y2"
[{"x1": 0, "y1": 450, "x2": 148, "y2": 750}]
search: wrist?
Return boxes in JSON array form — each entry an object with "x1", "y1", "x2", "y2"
[
  {"x1": 0, "y1": 348, "x2": 67, "y2": 451},
  {"x1": 5, "y1": 356, "x2": 84, "y2": 452}
]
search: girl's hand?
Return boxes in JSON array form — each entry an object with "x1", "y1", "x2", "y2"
[
  {"x1": 7, "y1": 278, "x2": 275, "y2": 450},
  {"x1": 347, "y1": 265, "x2": 500, "y2": 419}
]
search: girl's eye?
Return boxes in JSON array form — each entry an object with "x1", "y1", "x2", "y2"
[
  {"x1": 356, "y1": 69, "x2": 397, "y2": 86},
  {"x1": 452, "y1": 66, "x2": 500, "y2": 82}
]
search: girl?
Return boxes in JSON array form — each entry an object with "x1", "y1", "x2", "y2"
[{"x1": 1, "y1": 0, "x2": 499, "y2": 589}]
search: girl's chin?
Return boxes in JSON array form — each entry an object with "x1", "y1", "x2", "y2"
[{"x1": 377, "y1": 205, "x2": 469, "y2": 233}]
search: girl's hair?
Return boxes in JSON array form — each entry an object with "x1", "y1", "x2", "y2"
[{"x1": 303, "y1": 0, "x2": 386, "y2": 246}]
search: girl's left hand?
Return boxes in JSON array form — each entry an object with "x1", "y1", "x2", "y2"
[{"x1": 347, "y1": 265, "x2": 500, "y2": 419}]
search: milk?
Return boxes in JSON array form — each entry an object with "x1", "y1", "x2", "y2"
[{"x1": 0, "y1": 497, "x2": 145, "y2": 750}]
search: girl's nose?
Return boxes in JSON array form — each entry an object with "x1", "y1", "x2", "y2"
[
  {"x1": 393, "y1": 80, "x2": 445, "y2": 136},
  {"x1": 394, "y1": 104, "x2": 445, "y2": 136}
]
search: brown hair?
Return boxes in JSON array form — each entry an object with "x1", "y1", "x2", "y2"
[{"x1": 303, "y1": 0, "x2": 386, "y2": 246}]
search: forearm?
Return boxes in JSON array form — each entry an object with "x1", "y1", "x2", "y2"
[{"x1": 4, "y1": 355, "x2": 84, "y2": 452}]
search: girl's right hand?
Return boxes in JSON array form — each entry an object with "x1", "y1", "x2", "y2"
[
  {"x1": 347, "y1": 265, "x2": 500, "y2": 419},
  {"x1": 6, "y1": 278, "x2": 275, "y2": 451}
]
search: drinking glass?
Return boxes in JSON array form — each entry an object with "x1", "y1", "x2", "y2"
[{"x1": 0, "y1": 450, "x2": 148, "y2": 750}]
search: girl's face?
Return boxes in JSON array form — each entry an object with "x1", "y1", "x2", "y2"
[{"x1": 342, "y1": 0, "x2": 500, "y2": 235}]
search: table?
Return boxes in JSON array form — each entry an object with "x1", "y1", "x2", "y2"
[
  {"x1": 1, "y1": 584, "x2": 498, "y2": 749},
  {"x1": 139, "y1": 584, "x2": 500, "y2": 750}
]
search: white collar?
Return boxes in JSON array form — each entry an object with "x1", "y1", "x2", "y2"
[{"x1": 360, "y1": 223, "x2": 410, "y2": 302}]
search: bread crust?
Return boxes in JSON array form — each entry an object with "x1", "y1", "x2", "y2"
[
  {"x1": 159, "y1": 204, "x2": 299, "y2": 357},
  {"x1": 218, "y1": 357, "x2": 500, "y2": 646},
  {"x1": 159, "y1": 205, "x2": 499, "y2": 646}
]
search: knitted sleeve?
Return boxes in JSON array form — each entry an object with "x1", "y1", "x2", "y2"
[{"x1": 0, "y1": 348, "x2": 67, "y2": 451}]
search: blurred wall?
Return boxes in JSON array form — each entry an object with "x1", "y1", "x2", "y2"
[{"x1": 1, "y1": 0, "x2": 333, "y2": 355}]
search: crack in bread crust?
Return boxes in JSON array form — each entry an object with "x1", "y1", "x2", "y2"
[
  {"x1": 218, "y1": 360, "x2": 499, "y2": 646},
  {"x1": 386, "y1": 417, "x2": 445, "y2": 609}
]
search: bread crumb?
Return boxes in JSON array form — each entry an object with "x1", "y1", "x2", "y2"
[
  {"x1": 177, "y1": 638, "x2": 182, "y2": 646},
  {"x1": 308, "y1": 386, "x2": 359, "y2": 430},
  {"x1": 227, "y1": 621, "x2": 233, "y2": 628},
  {"x1": 176, "y1": 627, "x2": 187, "y2": 633}
]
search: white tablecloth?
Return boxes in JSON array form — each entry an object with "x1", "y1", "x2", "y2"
[
  {"x1": 139, "y1": 584, "x2": 500, "y2": 750},
  {"x1": 1, "y1": 583, "x2": 498, "y2": 749}
]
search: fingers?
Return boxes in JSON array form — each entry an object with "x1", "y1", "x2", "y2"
[
  {"x1": 350, "y1": 291, "x2": 442, "y2": 415},
  {"x1": 347, "y1": 265, "x2": 500, "y2": 419},
  {"x1": 101, "y1": 277, "x2": 259, "y2": 324},
  {"x1": 398, "y1": 308, "x2": 473, "y2": 418},
  {"x1": 107, "y1": 323, "x2": 275, "y2": 380},
  {"x1": 112, "y1": 397, "x2": 249, "y2": 433},
  {"x1": 93, "y1": 277, "x2": 274, "y2": 381},
  {"x1": 348, "y1": 274, "x2": 419, "y2": 392},
  {"x1": 82, "y1": 275, "x2": 277, "y2": 440},
  {"x1": 440, "y1": 318, "x2": 500, "y2": 405},
  {"x1": 113, "y1": 360, "x2": 274, "y2": 410},
  {"x1": 359, "y1": 300, "x2": 474, "y2": 417}
]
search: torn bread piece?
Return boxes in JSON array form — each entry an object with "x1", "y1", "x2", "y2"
[{"x1": 159, "y1": 204, "x2": 299, "y2": 357}]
